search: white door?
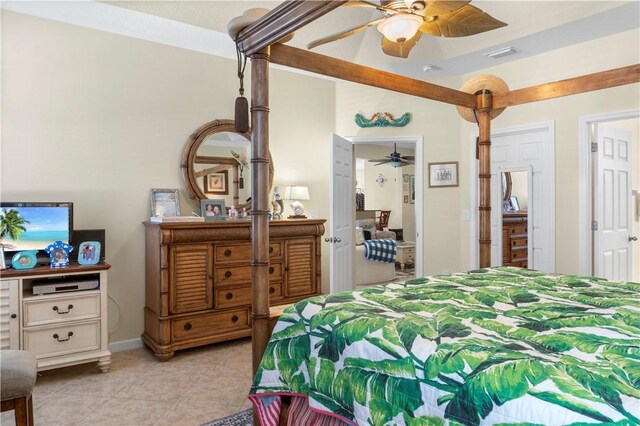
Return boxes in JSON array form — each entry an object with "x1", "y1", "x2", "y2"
[
  {"x1": 594, "y1": 125, "x2": 633, "y2": 281},
  {"x1": 330, "y1": 134, "x2": 354, "y2": 293}
]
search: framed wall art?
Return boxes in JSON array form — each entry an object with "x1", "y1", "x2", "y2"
[
  {"x1": 150, "y1": 188, "x2": 180, "y2": 217},
  {"x1": 428, "y1": 162, "x2": 459, "y2": 188},
  {"x1": 204, "y1": 170, "x2": 229, "y2": 195}
]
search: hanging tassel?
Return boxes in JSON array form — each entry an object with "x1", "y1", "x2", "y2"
[
  {"x1": 239, "y1": 165, "x2": 245, "y2": 189},
  {"x1": 234, "y1": 41, "x2": 249, "y2": 133}
]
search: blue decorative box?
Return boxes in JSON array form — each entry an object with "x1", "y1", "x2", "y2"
[{"x1": 11, "y1": 250, "x2": 38, "y2": 270}]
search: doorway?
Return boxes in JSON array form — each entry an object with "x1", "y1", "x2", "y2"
[
  {"x1": 469, "y1": 122, "x2": 556, "y2": 272},
  {"x1": 329, "y1": 135, "x2": 423, "y2": 292},
  {"x1": 499, "y1": 169, "x2": 532, "y2": 268},
  {"x1": 578, "y1": 111, "x2": 639, "y2": 281}
]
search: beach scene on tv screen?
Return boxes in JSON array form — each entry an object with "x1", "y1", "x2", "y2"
[{"x1": 1, "y1": 207, "x2": 69, "y2": 251}]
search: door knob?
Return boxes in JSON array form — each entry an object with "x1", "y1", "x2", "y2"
[
  {"x1": 324, "y1": 237, "x2": 333, "y2": 243},
  {"x1": 630, "y1": 236, "x2": 638, "y2": 242},
  {"x1": 334, "y1": 238, "x2": 341, "y2": 243}
]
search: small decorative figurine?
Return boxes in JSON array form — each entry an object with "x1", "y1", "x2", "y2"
[
  {"x1": 44, "y1": 240, "x2": 73, "y2": 268},
  {"x1": 271, "y1": 187, "x2": 284, "y2": 220},
  {"x1": 11, "y1": 250, "x2": 38, "y2": 270},
  {"x1": 77, "y1": 241, "x2": 101, "y2": 265}
]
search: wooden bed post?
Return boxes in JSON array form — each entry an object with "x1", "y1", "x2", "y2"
[
  {"x1": 477, "y1": 91, "x2": 493, "y2": 268},
  {"x1": 251, "y1": 46, "x2": 272, "y2": 376}
]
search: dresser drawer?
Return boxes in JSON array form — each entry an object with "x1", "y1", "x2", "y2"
[
  {"x1": 507, "y1": 226, "x2": 527, "y2": 235},
  {"x1": 23, "y1": 320, "x2": 100, "y2": 358},
  {"x1": 172, "y1": 308, "x2": 250, "y2": 342},
  {"x1": 216, "y1": 243, "x2": 282, "y2": 263},
  {"x1": 215, "y1": 285, "x2": 252, "y2": 309},
  {"x1": 511, "y1": 248, "x2": 528, "y2": 260},
  {"x1": 23, "y1": 292, "x2": 100, "y2": 327},
  {"x1": 511, "y1": 237, "x2": 528, "y2": 247},
  {"x1": 215, "y1": 265, "x2": 252, "y2": 285}
]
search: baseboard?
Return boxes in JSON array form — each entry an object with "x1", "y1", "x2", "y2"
[{"x1": 108, "y1": 337, "x2": 144, "y2": 353}]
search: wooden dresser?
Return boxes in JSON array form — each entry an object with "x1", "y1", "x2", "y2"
[
  {"x1": 502, "y1": 212, "x2": 528, "y2": 268},
  {"x1": 143, "y1": 219, "x2": 325, "y2": 360}
]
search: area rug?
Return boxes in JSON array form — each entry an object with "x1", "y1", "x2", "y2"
[{"x1": 200, "y1": 409, "x2": 252, "y2": 426}]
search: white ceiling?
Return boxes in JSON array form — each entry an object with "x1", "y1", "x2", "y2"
[{"x1": 104, "y1": 0, "x2": 639, "y2": 79}]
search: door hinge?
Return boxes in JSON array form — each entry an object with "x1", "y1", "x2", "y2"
[
  {"x1": 591, "y1": 142, "x2": 598, "y2": 153},
  {"x1": 591, "y1": 220, "x2": 598, "y2": 231}
]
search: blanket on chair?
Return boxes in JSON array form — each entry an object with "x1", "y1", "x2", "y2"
[{"x1": 363, "y1": 238, "x2": 396, "y2": 263}]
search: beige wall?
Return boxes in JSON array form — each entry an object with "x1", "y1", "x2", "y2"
[{"x1": 1, "y1": 11, "x2": 335, "y2": 344}]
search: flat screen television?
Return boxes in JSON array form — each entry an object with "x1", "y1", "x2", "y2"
[{"x1": 0, "y1": 202, "x2": 73, "y2": 259}]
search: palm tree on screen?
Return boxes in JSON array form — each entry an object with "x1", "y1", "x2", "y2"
[{"x1": 0, "y1": 208, "x2": 30, "y2": 246}]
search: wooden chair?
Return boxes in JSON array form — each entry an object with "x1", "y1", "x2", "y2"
[
  {"x1": 376, "y1": 210, "x2": 391, "y2": 231},
  {"x1": 1, "y1": 350, "x2": 37, "y2": 426}
]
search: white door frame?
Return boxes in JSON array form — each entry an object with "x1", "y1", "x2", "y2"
[
  {"x1": 349, "y1": 135, "x2": 424, "y2": 277},
  {"x1": 578, "y1": 109, "x2": 640, "y2": 276},
  {"x1": 469, "y1": 121, "x2": 555, "y2": 270}
]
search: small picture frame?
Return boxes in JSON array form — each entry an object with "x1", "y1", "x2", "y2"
[
  {"x1": 78, "y1": 241, "x2": 101, "y2": 265},
  {"x1": 204, "y1": 171, "x2": 229, "y2": 195},
  {"x1": 404, "y1": 195, "x2": 409, "y2": 204},
  {"x1": 150, "y1": 188, "x2": 180, "y2": 217},
  {"x1": 510, "y1": 196, "x2": 520, "y2": 212},
  {"x1": 11, "y1": 251, "x2": 38, "y2": 270},
  {"x1": 428, "y1": 162, "x2": 459, "y2": 188},
  {"x1": 44, "y1": 241, "x2": 73, "y2": 268},
  {"x1": 201, "y1": 199, "x2": 227, "y2": 221}
]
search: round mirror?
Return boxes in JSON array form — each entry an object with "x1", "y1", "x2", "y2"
[{"x1": 181, "y1": 119, "x2": 274, "y2": 213}]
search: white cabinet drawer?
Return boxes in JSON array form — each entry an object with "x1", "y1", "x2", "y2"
[
  {"x1": 23, "y1": 320, "x2": 100, "y2": 358},
  {"x1": 23, "y1": 292, "x2": 100, "y2": 327}
]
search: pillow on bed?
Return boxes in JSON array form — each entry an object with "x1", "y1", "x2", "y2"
[
  {"x1": 355, "y1": 218, "x2": 376, "y2": 231},
  {"x1": 355, "y1": 227, "x2": 365, "y2": 245}
]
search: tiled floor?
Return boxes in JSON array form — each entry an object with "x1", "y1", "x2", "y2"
[{"x1": 1, "y1": 339, "x2": 253, "y2": 426}]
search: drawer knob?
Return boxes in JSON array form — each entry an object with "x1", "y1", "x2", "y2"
[
  {"x1": 269, "y1": 287, "x2": 275, "y2": 294},
  {"x1": 53, "y1": 304, "x2": 74, "y2": 314},
  {"x1": 224, "y1": 271, "x2": 232, "y2": 279},
  {"x1": 269, "y1": 267, "x2": 274, "y2": 274},
  {"x1": 231, "y1": 315, "x2": 239, "y2": 323},
  {"x1": 224, "y1": 249, "x2": 232, "y2": 257},
  {"x1": 184, "y1": 322, "x2": 192, "y2": 330},
  {"x1": 226, "y1": 292, "x2": 233, "y2": 300},
  {"x1": 10, "y1": 313, "x2": 17, "y2": 319},
  {"x1": 269, "y1": 247, "x2": 274, "y2": 254},
  {"x1": 53, "y1": 332, "x2": 73, "y2": 342}
]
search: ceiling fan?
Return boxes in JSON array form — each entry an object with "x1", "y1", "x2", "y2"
[
  {"x1": 369, "y1": 143, "x2": 415, "y2": 167},
  {"x1": 307, "y1": 0, "x2": 507, "y2": 58}
]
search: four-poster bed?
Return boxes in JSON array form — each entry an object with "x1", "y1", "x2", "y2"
[{"x1": 229, "y1": 1, "x2": 639, "y2": 423}]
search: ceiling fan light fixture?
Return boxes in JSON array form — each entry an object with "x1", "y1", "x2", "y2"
[{"x1": 377, "y1": 14, "x2": 423, "y2": 43}]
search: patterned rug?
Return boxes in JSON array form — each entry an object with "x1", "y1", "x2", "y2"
[{"x1": 200, "y1": 409, "x2": 252, "y2": 426}]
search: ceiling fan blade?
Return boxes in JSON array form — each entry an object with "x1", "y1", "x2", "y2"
[
  {"x1": 308, "y1": 18, "x2": 385, "y2": 50},
  {"x1": 419, "y1": 4, "x2": 506, "y2": 37},
  {"x1": 381, "y1": 31, "x2": 421, "y2": 58},
  {"x1": 344, "y1": 0, "x2": 396, "y2": 13},
  {"x1": 421, "y1": 0, "x2": 470, "y2": 17},
  {"x1": 402, "y1": 156, "x2": 416, "y2": 160},
  {"x1": 368, "y1": 158, "x2": 391, "y2": 162},
  {"x1": 373, "y1": 162, "x2": 390, "y2": 166}
]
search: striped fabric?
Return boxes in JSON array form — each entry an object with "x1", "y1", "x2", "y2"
[
  {"x1": 363, "y1": 238, "x2": 396, "y2": 263},
  {"x1": 253, "y1": 395, "x2": 281, "y2": 426}
]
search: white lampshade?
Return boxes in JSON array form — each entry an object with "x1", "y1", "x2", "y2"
[
  {"x1": 284, "y1": 185, "x2": 310, "y2": 200},
  {"x1": 377, "y1": 14, "x2": 422, "y2": 43}
]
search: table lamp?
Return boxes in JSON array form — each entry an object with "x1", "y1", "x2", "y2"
[{"x1": 284, "y1": 186, "x2": 310, "y2": 219}]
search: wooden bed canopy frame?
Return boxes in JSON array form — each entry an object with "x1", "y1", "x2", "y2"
[{"x1": 231, "y1": 0, "x2": 640, "y2": 375}]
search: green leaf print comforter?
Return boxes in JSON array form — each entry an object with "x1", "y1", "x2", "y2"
[{"x1": 249, "y1": 267, "x2": 640, "y2": 425}]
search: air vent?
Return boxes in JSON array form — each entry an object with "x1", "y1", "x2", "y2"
[{"x1": 483, "y1": 46, "x2": 518, "y2": 59}]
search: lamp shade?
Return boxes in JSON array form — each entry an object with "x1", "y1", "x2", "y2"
[
  {"x1": 377, "y1": 14, "x2": 422, "y2": 43},
  {"x1": 284, "y1": 186, "x2": 310, "y2": 200}
]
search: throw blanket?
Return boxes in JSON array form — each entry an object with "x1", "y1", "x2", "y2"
[
  {"x1": 249, "y1": 267, "x2": 640, "y2": 425},
  {"x1": 363, "y1": 238, "x2": 396, "y2": 263}
]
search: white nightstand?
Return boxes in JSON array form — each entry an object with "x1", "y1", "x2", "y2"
[{"x1": 396, "y1": 242, "x2": 415, "y2": 270}]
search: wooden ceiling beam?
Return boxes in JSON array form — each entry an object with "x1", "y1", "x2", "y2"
[
  {"x1": 493, "y1": 64, "x2": 640, "y2": 109},
  {"x1": 270, "y1": 44, "x2": 476, "y2": 108},
  {"x1": 236, "y1": 1, "x2": 346, "y2": 57}
]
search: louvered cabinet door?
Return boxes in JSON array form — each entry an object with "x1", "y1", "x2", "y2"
[
  {"x1": 0, "y1": 280, "x2": 20, "y2": 350},
  {"x1": 284, "y1": 238, "x2": 317, "y2": 297},
  {"x1": 169, "y1": 244, "x2": 213, "y2": 314}
]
